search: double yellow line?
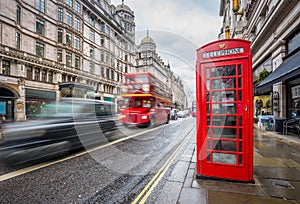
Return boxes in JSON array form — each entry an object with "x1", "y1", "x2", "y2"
[{"x1": 132, "y1": 131, "x2": 192, "y2": 204}]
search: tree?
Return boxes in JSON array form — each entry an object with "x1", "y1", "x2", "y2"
[{"x1": 258, "y1": 68, "x2": 270, "y2": 82}]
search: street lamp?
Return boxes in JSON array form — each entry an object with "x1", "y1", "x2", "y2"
[
  {"x1": 225, "y1": 26, "x2": 230, "y2": 39},
  {"x1": 232, "y1": 0, "x2": 244, "y2": 16}
]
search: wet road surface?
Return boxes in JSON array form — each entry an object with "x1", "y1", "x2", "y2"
[{"x1": 0, "y1": 117, "x2": 195, "y2": 203}]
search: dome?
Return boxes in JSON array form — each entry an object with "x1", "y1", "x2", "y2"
[
  {"x1": 141, "y1": 36, "x2": 155, "y2": 45},
  {"x1": 116, "y1": 1, "x2": 133, "y2": 15}
]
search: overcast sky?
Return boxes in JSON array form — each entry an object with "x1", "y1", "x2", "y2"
[{"x1": 111, "y1": 0, "x2": 222, "y2": 101}]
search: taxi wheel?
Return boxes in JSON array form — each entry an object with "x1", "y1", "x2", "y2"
[{"x1": 166, "y1": 115, "x2": 170, "y2": 124}]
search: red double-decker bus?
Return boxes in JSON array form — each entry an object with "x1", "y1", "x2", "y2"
[{"x1": 120, "y1": 72, "x2": 172, "y2": 127}]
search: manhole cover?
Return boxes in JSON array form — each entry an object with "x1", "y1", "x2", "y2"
[{"x1": 270, "y1": 179, "x2": 295, "y2": 189}]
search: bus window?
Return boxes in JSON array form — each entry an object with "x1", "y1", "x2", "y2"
[
  {"x1": 126, "y1": 76, "x2": 135, "y2": 83},
  {"x1": 136, "y1": 75, "x2": 148, "y2": 83},
  {"x1": 134, "y1": 99, "x2": 142, "y2": 108}
]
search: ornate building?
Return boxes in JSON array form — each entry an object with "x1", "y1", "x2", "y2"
[
  {"x1": 0, "y1": 0, "x2": 135, "y2": 121},
  {"x1": 219, "y1": 0, "x2": 300, "y2": 119},
  {"x1": 135, "y1": 32, "x2": 186, "y2": 109}
]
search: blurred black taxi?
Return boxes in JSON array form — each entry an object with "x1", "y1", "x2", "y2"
[{"x1": 0, "y1": 98, "x2": 117, "y2": 165}]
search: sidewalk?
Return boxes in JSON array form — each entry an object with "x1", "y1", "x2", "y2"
[{"x1": 175, "y1": 127, "x2": 300, "y2": 204}]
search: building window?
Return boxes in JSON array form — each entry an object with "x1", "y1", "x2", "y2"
[
  {"x1": 106, "y1": 25, "x2": 110, "y2": 35},
  {"x1": 75, "y1": 17, "x2": 80, "y2": 31},
  {"x1": 75, "y1": 1, "x2": 81, "y2": 13},
  {"x1": 16, "y1": 32, "x2": 21, "y2": 49},
  {"x1": 111, "y1": 70, "x2": 114, "y2": 80},
  {"x1": 101, "y1": 67, "x2": 104, "y2": 77},
  {"x1": 58, "y1": 7, "x2": 63, "y2": 22},
  {"x1": 106, "y1": 54, "x2": 109, "y2": 64},
  {"x1": 36, "y1": 41, "x2": 44, "y2": 57},
  {"x1": 90, "y1": 63, "x2": 94, "y2": 74},
  {"x1": 66, "y1": 32, "x2": 72, "y2": 47},
  {"x1": 41, "y1": 69, "x2": 47, "y2": 82},
  {"x1": 90, "y1": 47, "x2": 94, "y2": 58},
  {"x1": 101, "y1": 52, "x2": 104, "y2": 62},
  {"x1": 58, "y1": 28, "x2": 63, "y2": 43},
  {"x1": 75, "y1": 55, "x2": 80, "y2": 69},
  {"x1": 2, "y1": 60, "x2": 10, "y2": 75},
  {"x1": 66, "y1": 11, "x2": 72, "y2": 26},
  {"x1": 36, "y1": 0, "x2": 45, "y2": 13},
  {"x1": 16, "y1": 5, "x2": 21, "y2": 24},
  {"x1": 100, "y1": 22, "x2": 105, "y2": 32},
  {"x1": 48, "y1": 71, "x2": 53, "y2": 83},
  {"x1": 106, "y1": 68, "x2": 110, "y2": 79},
  {"x1": 26, "y1": 66, "x2": 33, "y2": 79},
  {"x1": 66, "y1": 0, "x2": 73, "y2": 7},
  {"x1": 62, "y1": 74, "x2": 66, "y2": 82},
  {"x1": 101, "y1": 37, "x2": 105, "y2": 46},
  {"x1": 36, "y1": 18, "x2": 45, "y2": 36},
  {"x1": 74, "y1": 36, "x2": 80, "y2": 50},
  {"x1": 57, "y1": 48, "x2": 62, "y2": 62},
  {"x1": 90, "y1": 30, "x2": 95, "y2": 42},
  {"x1": 90, "y1": 16, "x2": 95, "y2": 27},
  {"x1": 66, "y1": 52, "x2": 72, "y2": 66},
  {"x1": 34, "y1": 68, "x2": 40, "y2": 81},
  {"x1": 287, "y1": 30, "x2": 300, "y2": 54}
]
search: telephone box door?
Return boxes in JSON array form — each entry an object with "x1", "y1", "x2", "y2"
[{"x1": 196, "y1": 39, "x2": 253, "y2": 182}]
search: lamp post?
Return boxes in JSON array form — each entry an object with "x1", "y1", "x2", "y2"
[
  {"x1": 225, "y1": 26, "x2": 230, "y2": 39},
  {"x1": 232, "y1": 0, "x2": 244, "y2": 16}
]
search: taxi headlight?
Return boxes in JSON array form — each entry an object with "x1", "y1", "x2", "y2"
[{"x1": 119, "y1": 114, "x2": 126, "y2": 119}]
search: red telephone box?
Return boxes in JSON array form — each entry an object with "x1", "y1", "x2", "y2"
[{"x1": 196, "y1": 39, "x2": 253, "y2": 182}]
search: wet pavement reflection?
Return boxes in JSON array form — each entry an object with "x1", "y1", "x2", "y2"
[{"x1": 180, "y1": 127, "x2": 300, "y2": 203}]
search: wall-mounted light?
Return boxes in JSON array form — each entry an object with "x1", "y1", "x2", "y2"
[
  {"x1": 232, "y1": 0, "x2": 244, "y2": 16},
  {"x1": 225, "y1": 26, "x2": 230, "y2": 39}
]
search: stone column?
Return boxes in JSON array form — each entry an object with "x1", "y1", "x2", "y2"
[{"x1": 16, "y1": 78, "x2": 26, "y2": 121}]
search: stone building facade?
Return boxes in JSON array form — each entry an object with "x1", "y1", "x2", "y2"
[
  {"x1": 219, "y1": 0, "x2": 300, "y2": 119},
  {"x1": 0, "y1": 0, "x2": 135, "y2": 121},
  {"x1": 135, "y1": 32, "x2": 186, "y2": 110}
]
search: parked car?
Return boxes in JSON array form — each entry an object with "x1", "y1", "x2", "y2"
[
  {"x1": 184, "y1": 110, "x2": 191, "y2": 117},
  {"x1": 0, "y1": 98, "x2": 117, "y2": 165},
  {"x1": 177, "y1": 111, "x2": 186, "y2": 118},
  {"x1": 170, "y1": 109, "x2": 178, "y2": 120}
]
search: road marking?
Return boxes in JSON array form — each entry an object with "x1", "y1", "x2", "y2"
[
  {"x1": 0, "y1": 124, "x2": 170, "y2": 182},
  {"x1": 132, "y1": 127, "x2": 193, "y2": 204}
]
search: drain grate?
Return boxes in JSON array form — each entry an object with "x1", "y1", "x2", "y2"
[{"x1": 270, "y1": 179, "x2": 295, "y2": 189}]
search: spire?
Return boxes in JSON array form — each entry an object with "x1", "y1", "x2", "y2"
[
  {"x1": 147, "y1": 29, "x2": 149, "y2": 37},
  {"x1": 122, "y1": 0, "x2": 124, "y2": 5}
]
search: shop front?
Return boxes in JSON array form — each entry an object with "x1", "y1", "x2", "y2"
[
  {"x1": 25, "y1": 89, "x2": 56, "y2": 120},
  {"x1": 0, "y1": 86, "x2": 18, "y2": 122},
  {"x1": 257, "y1": 50, "x2": 300, "y2": 119},
  {"x1": 253, "y1": 95, "x2": 272, "y2": 117},
  {"x1": 59, "y1": 82, "x2": 96, "y2": 99},
  {"x1": 288, "y1": 80, "x2": 300, "y2": 118}
]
